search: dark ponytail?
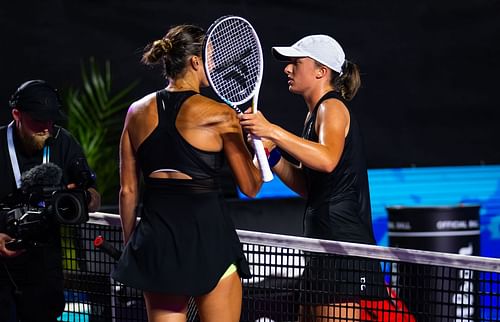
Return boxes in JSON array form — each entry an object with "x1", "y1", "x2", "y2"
[
  {"x1": 141, "y1": 24, "x2": 205, "y2": 79},
  {"x1": 332, "y1": 60, "x2": 361, "y2": 101}
]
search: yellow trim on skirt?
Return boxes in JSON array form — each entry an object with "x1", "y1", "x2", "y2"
[{"x1": 221, "y1": 263, "x2": 237, "y2": 279}]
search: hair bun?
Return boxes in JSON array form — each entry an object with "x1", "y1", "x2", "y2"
[{"x1": 153, "y1": 38, "x2": 173, "y2": 54}]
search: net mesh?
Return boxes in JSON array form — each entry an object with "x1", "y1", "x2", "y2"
[
  {"x1": 58, "y1": 212, "x2": 500, "y2": 322},
  {"x1": 204, "y1": 16, "x2": 262, "y2": 106}
]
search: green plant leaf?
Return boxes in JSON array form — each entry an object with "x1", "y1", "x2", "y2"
[{"x1": 63, "y1": 58, "x2": 139, "y2": 204}]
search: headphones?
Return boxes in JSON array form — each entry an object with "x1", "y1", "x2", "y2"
[{"x1": 8, "y1": 79, "x2": 61, "y2": 109}]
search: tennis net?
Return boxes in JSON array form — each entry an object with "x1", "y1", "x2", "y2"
[{"x1": 59, "y1": 212, "x2": 500, "y2": 322}]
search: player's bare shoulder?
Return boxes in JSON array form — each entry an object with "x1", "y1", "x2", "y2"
[
  {"x1": 319, "y1": 97, "x2": 349, "y2": 120},
  {"x1": 317, "y1": 96, "x2": 350, "y2": 135},
  {"x1": 125, "y1": 93, "x2": 157, "y2": 126},
  {"x1": 127, "y1": 93, "x2": 156, "y2": 118},
  {"x1": 184, "y1": 94, "x2": 238, "y2": 126}
]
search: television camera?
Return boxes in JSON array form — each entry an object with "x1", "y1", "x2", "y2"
[{"x1": 0, "y1": 159, "x2": 96, "y2": 250}]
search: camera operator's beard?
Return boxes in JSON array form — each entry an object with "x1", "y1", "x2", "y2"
[
  {"x1": 32, "y1": 133, "x2": 51, "y2": 150},
  {"x1": 21, "y1": 132, "x2": 52, "y2": 154}
]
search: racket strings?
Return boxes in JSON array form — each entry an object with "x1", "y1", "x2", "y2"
[{"x1": 205, "y1": 18, "x2": 262, "y2": 105}]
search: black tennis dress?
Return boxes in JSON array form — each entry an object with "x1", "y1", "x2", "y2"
[
  {"x1": 300, "y1": 91, "x2": 387, "y2": 303},
  {"x1": 111, "y1": 90, "x2": 251, "y2": 296}
]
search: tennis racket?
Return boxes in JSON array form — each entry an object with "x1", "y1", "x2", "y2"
[{"x1": 203, "y1": 15, "x2": 273, "y2": 182}]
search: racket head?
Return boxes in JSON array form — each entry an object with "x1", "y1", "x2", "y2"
[{"x1": 203, "y1": 15, "x2": 264, "y2": 106}]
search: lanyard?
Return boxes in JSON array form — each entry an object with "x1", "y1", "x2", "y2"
[{"x1": 7, "y1": 121, "x2": 50, "y2": 189}]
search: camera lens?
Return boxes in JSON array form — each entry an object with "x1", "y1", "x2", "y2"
[{"x1": 52, "y1": 192, "x2": 86, "y2": 224}]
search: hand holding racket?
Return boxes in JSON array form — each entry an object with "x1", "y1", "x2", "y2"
[{"x1": 203, "y1": 15, "x2": 273, "y2": 182}]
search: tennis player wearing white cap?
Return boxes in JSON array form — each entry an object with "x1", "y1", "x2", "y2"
[{"x1": 239, "y1": 35, "x2": 388, "y2": 321}]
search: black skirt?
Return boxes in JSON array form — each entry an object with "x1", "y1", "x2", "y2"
[{"x1": 111, "y1": 179, "x2": 250, "y2": 296}]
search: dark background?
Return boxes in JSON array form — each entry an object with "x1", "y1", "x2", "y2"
[{"x1": 1, "y1": 0, "x2": 499, "y2": 169}]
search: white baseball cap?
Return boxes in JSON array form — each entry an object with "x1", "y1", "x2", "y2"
[{"x1": 272, "y1": 35, "x2": 345, "y2": 74}]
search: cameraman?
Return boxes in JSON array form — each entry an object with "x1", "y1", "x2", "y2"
[{"x1": 0, "y1": 80, "x2": 101, "y2": 322}]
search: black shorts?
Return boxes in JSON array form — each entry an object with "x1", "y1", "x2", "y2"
[{"x1": 300, "y1": 253, "x2": 389, "y2": 305}]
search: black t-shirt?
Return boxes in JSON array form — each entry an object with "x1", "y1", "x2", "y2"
[{"x1": 0, "y1": 123, "x2": 88, "y2": 282}]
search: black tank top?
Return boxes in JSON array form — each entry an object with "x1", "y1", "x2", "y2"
[
  {"x1": 302, "y1": 91, "x2": 375, "y2": 244},
  {"x1": 136, "y1": 90, "x2": 224, "y2": 181}
]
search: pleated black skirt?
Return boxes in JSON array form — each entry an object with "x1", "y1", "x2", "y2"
[{"x1": 111, "y1": 178, "x2": 251, "y2": 296}]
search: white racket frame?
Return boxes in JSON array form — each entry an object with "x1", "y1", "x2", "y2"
[{"x1": 204, "y1": 15, "x2": 273, "y2": 182}]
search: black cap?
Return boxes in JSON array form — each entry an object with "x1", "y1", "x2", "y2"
[{"x1": 9, "y1": 80, "x2": 67, "y2": 122}]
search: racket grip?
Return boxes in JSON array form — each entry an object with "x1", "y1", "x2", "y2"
[
  {"x1": 94, "y1": 235, "x2": 122, "y2": 261},
  {"x1": 252, "y1": 137, "x2": 274, "y2": 182}
]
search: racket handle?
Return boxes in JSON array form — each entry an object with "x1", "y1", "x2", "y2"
[
  {"x1": 252, "y1": 137, "x2": 274, "y2": 182},
  {"x1": 94, "y1": 235, "x2": 122, "y2": 261},
  {"x1": 251, "y1": 93, "x2": 273, "y2": 182}
]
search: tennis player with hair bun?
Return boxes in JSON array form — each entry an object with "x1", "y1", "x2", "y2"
[
  {"x1": 112, "y1": 24, "x2": 262, "y2": 322},
  {"x1": 239, "y1": 35, "x2": 387, "y2": 321}
]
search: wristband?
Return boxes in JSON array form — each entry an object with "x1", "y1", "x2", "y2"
[{"x1": 267, "y1": 148, "x2": 282, "y2": 168}]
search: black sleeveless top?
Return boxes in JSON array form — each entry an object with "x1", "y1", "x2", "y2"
[
  {"x1": 112, "y1": 90, "x2": 251, "y2": 295},
  {"x1": 301, "y1": 91, "x2": 375, "y2": 244},
  {"x1": 136, "y1": 90, "x2": 224, "y2": 181}
]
